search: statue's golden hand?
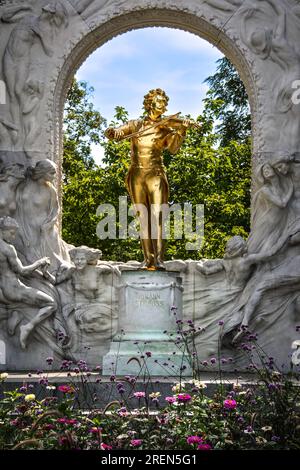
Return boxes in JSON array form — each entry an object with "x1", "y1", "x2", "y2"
[
  {"x1": 104, "y1": 128, "x2": 116, "y2": 140},
  {"x1": 105, "y1": 127, "x2": 125, "y2": 140},
  {"x1": 182, "y1": 119, "x2": 195, "y2": 129},
  {"x1": 115, "y1": 129, "x2": 125, "y2": 140}
]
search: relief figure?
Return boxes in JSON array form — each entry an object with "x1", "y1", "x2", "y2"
[
  {"x1": 1, "y1": 2, "x2": 68, "y2": 147},
  {"x1": 0, "y1": 216, "x2": 55, "y2": 350},
  {"x1": 0, "y1": 163, "x2": 25, "y2": 216},
  {"x1": 15, "y1": 159, "x2": 69, "y2": 267}
]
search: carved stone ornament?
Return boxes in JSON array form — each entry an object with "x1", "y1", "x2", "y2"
[{"x1": 0, "y1": 0, "x2": 299, "y2": 371}]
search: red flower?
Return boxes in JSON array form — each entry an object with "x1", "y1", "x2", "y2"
[
  {"x1": 101, "y1": 443, "x2": 112, "y2": 450},
  {"x1": 58, "y1": 385, "x2": 74, "y2": 394}
]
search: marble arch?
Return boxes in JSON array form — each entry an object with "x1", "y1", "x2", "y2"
[
  {"x1": 53, "y1": 7, "x2": 260, "y2": 184},
  {"x1": 0, "y1": 0, "x2": 300, "y2": 371}
]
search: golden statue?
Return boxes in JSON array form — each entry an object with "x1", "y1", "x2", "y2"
[{"x1": 105, "y1": 89, "x2": 198, "y2": 270}]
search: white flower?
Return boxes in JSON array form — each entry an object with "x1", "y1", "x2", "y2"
[
  {"x1": 0, "y1": 373, "x2": 8, "y2": 381},
  {"x1": 149, "y1": 392, "x2": 161, "y2": 399},
  {"x1": 233, "y1": 382, "x2": 242, "y2": 391},
  {"x1": 256, "y1": 437, "x2": 267, "y2": 445},
  {"x1": 46, "y1": 385, "x2": 56, "y2": 390},
  {"x1": 172, "y1": 383, "x2": 185, "y2": 393},
  {"x1": 24, "y1": 394, "x2": 36, "y2": 402},
  {"x1": 189, "y1": 380, "x2": 207, "y2": 389},
  {"x1": 261, "y1": 426, "x2": 272, "y2": 432}
]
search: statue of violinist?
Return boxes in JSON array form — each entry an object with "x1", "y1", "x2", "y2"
[{"x1": 105, "y1": 88, "x2": 199, "y2": 270}]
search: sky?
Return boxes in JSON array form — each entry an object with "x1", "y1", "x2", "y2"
[{"x1": 76, "y1": 27, "x2": 223, "y2": 164}]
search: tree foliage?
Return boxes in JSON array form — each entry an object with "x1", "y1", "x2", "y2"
[
  {"x1": 204, "y1": 57, "x2": 251, "y2": 146},
  {"x1": 62, "y1": 58, "x2": 251, "y2": 261}
]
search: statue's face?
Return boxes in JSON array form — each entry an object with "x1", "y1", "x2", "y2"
[
  {"x1": 262, "y1": 164, "x2": 275, "y2": 179},
  {"x1": 2, "y1": 227, "x2": 17, "y2": 243},
  {"x1": 43, "y1": 167, "x2": 56, "y2": 182},
  {"x1": 73, "y1": 254, "x2": 88, "y2": 270},
  {"x1": 275, "y1": 162, "x2": 288, "y2": 175},
  {"x1": 149, "y1": 94, "x2": 167, "y2": 118}
]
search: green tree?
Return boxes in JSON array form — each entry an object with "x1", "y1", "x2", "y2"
[{"x1": 204, "y1": 57, "x2": 251, "y2": 146}]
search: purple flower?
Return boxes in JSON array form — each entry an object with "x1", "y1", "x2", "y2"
[
  {"x1": 218, "y1": 320, "x2": 224, "y2": 326},
  {"x1": 145, "y1": 351, "x2": 152, "y2": 357},
  {"x1": 46, "y1": 357, "x2": 54, "y2": 365},
  {"x1": 133, "y1": 391, "x2": 145, "y2": 398},
  {"x1": 197, "y1": 443, "x2": 212, "y2": 450},
  {"x1": 187, "y1": 436, "x2": 203, "y2": 445},
  {"x1": 130, "y1": 439, "x2": 142, "y2": 447},
  {"x1": 210, "y1": 358, "x2": 217, "y2": 364},
  {"x1": 44, "y1": 424, "x2": 55, "y2": 431},
  {"x1": 177, "y1": 393, "x2": 192, "y2": 403},
  {"x1": 223, "y1": 398, "x2": 237, "y2": 410}
]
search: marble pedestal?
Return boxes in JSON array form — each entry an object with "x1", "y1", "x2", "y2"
[{"x1": 103, "y1": 270, "x2": 192, "y2": 376}]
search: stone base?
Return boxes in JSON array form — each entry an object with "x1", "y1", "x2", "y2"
[
  {"x1": 103, "y1": 339, "x2": 192, "y2": 376},
  {"x1": 103, "y1": 269, "x2": 190, "y2": 376}
]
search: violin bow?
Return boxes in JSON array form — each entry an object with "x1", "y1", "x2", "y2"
[{"x1": 117, "y1": 113, "x2": 201, "y2": 141}]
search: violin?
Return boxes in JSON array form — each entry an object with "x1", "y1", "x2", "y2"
[
  {"x1": 107, "y1": 113, "x2": 202, "y2": 141},
  {"x1": 162, "y1": 114, "x2": 202, "y2": 131}
]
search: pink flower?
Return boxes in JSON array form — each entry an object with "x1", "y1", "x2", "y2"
[
  {"x1": 133, "y1": 392, "x2": 145, "y2": 398},
  {"x1": 187, "y1": 435, "x2": 203, "y2": 445},
  {"x1": 66, "y1": 419, "x2": 77, "y2": 425},
  {"x1": 165, "y1": 396, "x2": 176, "y2": 404},
  {"x1": 130, "y1": 439, "x2": 142, "y2": 447},
  {"x1": 101, "y1": 443, "x2": 112, "y2": 450},
  {"x1": 58, "y1": 436, "x2": 69, "y2": 446},
  {"x1": 58, "y1": 385, "x2": 74, "y2": 394},
  {"x1": 223, "y1": 398, "x2": 237, "y2": 410},
  {"x1": 44, "y1": 424, "x2": 55, "y2": 431},
  {"x1": 177, "y1": 393, "x2": 192, "y2": 402},
  {"x1": 197, "y1": 443, "x2": 212, "y2": 450},
  {"x1": 57, "y1": 418, "x2": 68, "y2": 424}
]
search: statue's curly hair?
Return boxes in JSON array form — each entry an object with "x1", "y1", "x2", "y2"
[
  {"x1": 69, "y1": 246, "x2": 102, "y2": 266},
  {"x1": 224, "y1": 236, "x2": 246, "y2": 259},
  {"x1": 143, "y1": 88, "x2": 169, "y2": 113}
]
